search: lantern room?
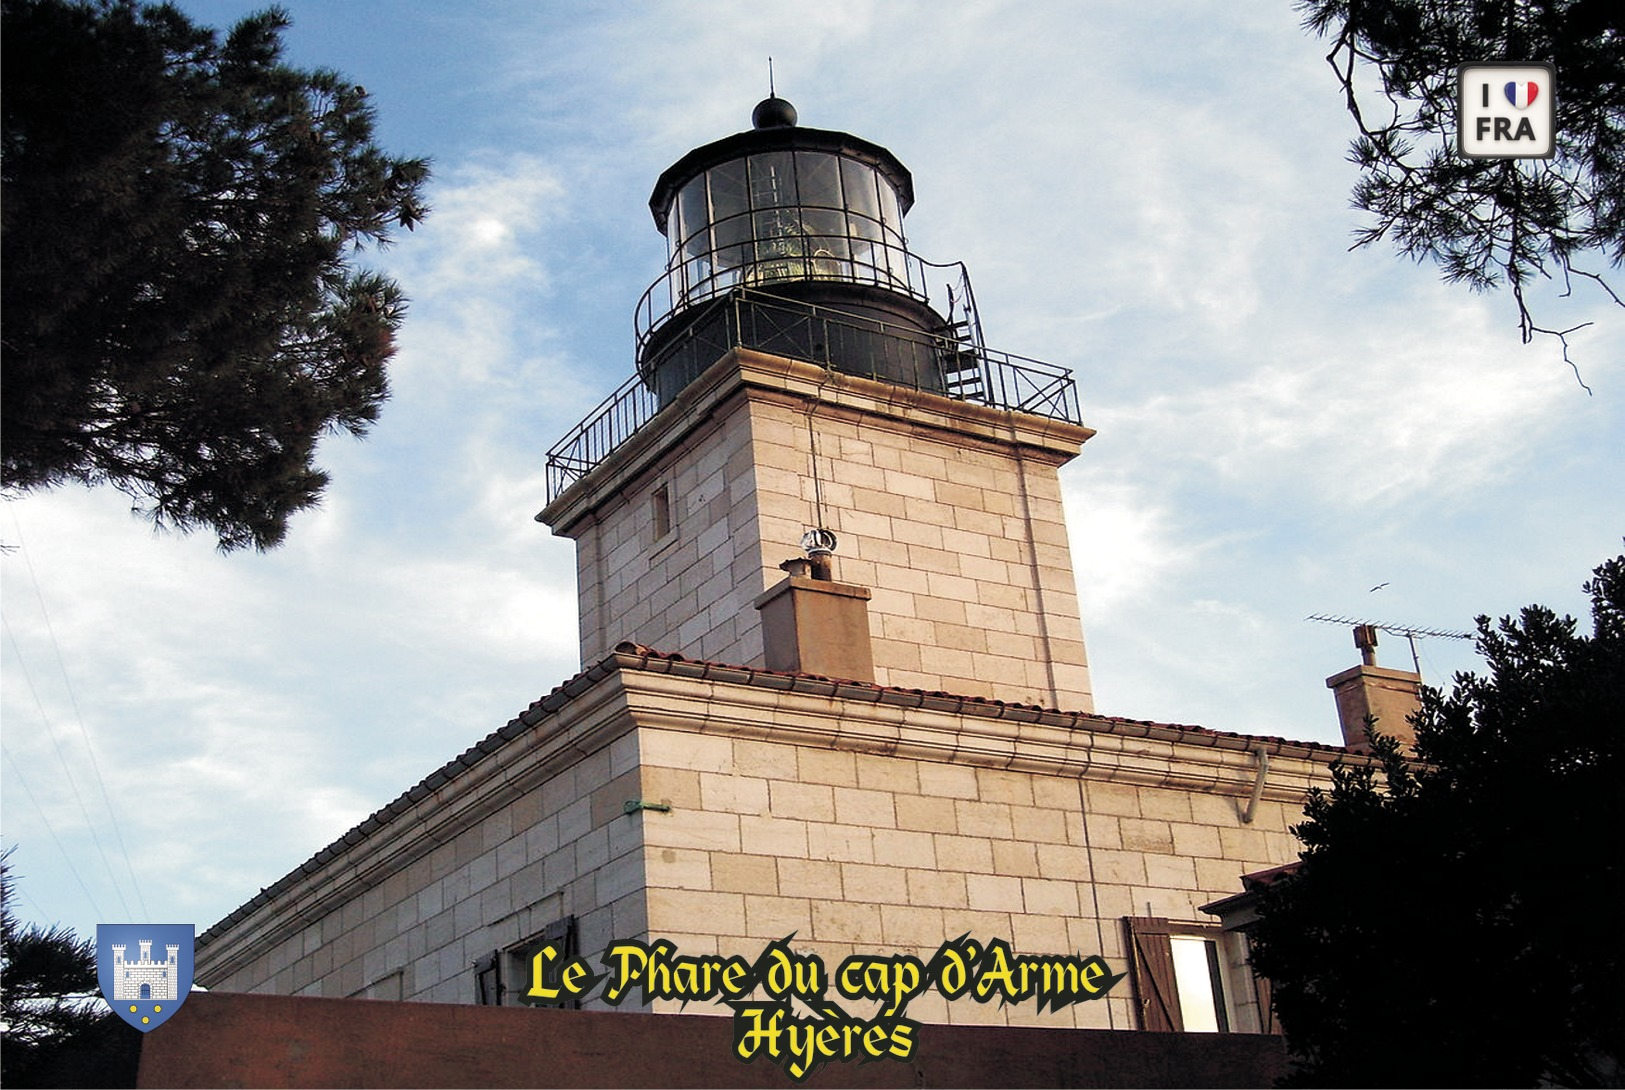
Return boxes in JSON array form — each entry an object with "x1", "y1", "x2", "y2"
[{"x1": 635, "y1": 96, "x2": 965, "y2": 404}]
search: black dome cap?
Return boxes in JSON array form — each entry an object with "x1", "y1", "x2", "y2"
[{"x1": 751, "y1": 95, "x2": 798, "y2": 129}]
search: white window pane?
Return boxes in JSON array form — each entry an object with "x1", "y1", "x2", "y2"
[{"x1": 1170, "y1": 937, "x2": 1222, "y2": 1033}]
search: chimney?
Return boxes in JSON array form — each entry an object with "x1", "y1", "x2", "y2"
[
  {"x1": 1325, "y1": 625, "x2": 1421, "y2": 753},
  {"x1": 754, "y1": 541, "x2": 875, "y2": 682}
]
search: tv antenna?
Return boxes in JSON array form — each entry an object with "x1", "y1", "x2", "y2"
[{"x1": 1305, "y1": 614, "x2": 1472, "y2": 676}]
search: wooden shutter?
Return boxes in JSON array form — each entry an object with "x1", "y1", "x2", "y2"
[
  {"x1": 473, "y1": 949, "x2": 502, "y2": 1006},
  {"x1": 1252, "y1": 960, "x2": 1280, "y2": 1035},
  {"x1": 1124, "y1": 917, "x2": 1183, "y2": 1032},
  {"x1": 523, "y1": 915, "x2": 582, "y2": 1010}
]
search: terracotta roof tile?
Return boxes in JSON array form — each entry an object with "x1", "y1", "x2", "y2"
[{"x1": 199, "y1": 644, "x2": 1343, "y2": 947}]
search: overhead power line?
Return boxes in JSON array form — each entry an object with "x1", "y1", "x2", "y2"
[{"x1": 4, "y1": 505, "x2": 149, "y2": 919}]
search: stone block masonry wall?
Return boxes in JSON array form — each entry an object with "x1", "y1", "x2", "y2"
[
  {"x1": 745, "y1": 389, "x2": 1092, "y2": 709},
  {"x1": 633, "y1": 715, "x2": 1311, "y2": 1031},
  {"x1": 199, "y1": 727, "x2": 650, "y2": 1010},
  {"x1": 572, "y1": 403, "x2": 767, "y2": 670},
  {"x1": 545, "y1": 350, "x2": 1096, "y2": 711},
  {"x1": 197, "y1": 656, "x2": 1334, "y2": 1034}
]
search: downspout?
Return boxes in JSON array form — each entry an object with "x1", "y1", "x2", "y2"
[{"x1": 1241, "y1": 743, "x2": 1270, "y2": 824}]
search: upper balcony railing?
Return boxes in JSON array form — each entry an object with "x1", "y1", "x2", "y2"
[
  {"x1": 635, "y1": 233, "x2": 939, "y2": 360},
  {"x1": 545, "y1": 288, "x2": 1082, "y2": 505}
]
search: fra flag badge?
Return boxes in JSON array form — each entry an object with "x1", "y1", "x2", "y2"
[
  {"x1": 97, "y1": 924, "x2": 195, "y2": 1032},
  {"x1": 1457, "y1": 63, "x2": 1555, "y2": 158}
]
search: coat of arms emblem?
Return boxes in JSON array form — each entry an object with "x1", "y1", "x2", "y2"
[{"x1": 97, "y1": 924, "x2": 195, "y2": 1032}]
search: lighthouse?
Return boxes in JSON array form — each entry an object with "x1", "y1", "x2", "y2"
[
  {"x1": 195, "y1": 99, "x2": 1330, "y2": 1052},
  {"x1": 540, "y1": 97, "x2": 1096, "y2": 711}
]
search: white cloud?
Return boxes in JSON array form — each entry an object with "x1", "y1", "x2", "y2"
[
  {"x1": 1065, "y1": 476, "x2": 1200, "y2": 619},
  {"x1": 5, "y1": 0, "x2": 1620, "y2": 942}
]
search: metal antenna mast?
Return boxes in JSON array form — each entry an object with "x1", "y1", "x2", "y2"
[{"x1": 1306, "y1": 614, "x2": 1472, "y2": 676}]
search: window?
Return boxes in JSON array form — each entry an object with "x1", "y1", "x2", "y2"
[
  {"x1": 473, "y1": 950, "x2": 503, "y2": 1006},
  {"x1": 474, "y1": 915, "x2": 580, "y2": 1009},
  {"x1": 1124, "y1": 917, "x2": 1238, "y2": 1033},
  {"x1": 1168, "y1": 935, "x2": 1229, "y2": 1032},
  {"x1": 651, "y1": 483, "x2": 673, "y2": 542},
  {"x1": 1200, "y1": 868, "x2": 1293, "y2": 1035}
]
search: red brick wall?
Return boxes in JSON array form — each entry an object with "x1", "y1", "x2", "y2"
[{"x1": 139, "y1": 991, "x2": 1287, "y2": 1088}]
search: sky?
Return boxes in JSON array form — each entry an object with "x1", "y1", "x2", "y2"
[{"x1": 3, "y1": 1, "x2": 1621, "y2": 942}]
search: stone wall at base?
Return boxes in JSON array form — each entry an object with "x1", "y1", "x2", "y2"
[
  {"x1": 629, "y1": 680, "x2": 1318, "y2": 1031},
  {"x1": 195, "y1": 653, "x2": 1343, "y2": 1035},
  {"x1": 139, "y1": 991, "x2": 1290, "y2": 1089}
]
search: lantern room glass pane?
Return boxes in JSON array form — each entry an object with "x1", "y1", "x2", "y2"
[
  {"x1": 706, "y1": 159, "x2": 750, "y2": 287},
  {"x1": 840, "y1": 158, "x2": 880, "y2": 222},
  {"x1": 847, "y1": 210, "x2": 883, "y2": 242},
  {"x1": 711, "y1": 208, "x2": 751, "y2": 285},
  {"x1": 751, "y1": 208, "x2": 808, "y2": 282},
  {"x1": 795, "y1": 151, "x2": 842, "y2": 212},
  {"x1": 753, "y1": 208, "x2": 798, "y2": 255},
  {"x1": 878, "y1": 223, "x2": 908, "y2": 286},
  {"x1": 801, "y1": 208, "x2": 847, "y2": 254},
  {"x1": 801, "y1": 207, "x2": 849, "y2": 279},
  {"x1": 708, "y1": 159, "x2": 747, "y2": 224},
  {"x1": 848, "y1": 238, "x2": 879, "y2": 285},
  {"x1": 680, "y1": 231, "x2": 713, "y2": 300},
  {"x1": 848, "y1": 209, "x2": 883, "y2": 285},
  {"x1": 877, "y1": 181, "x2": 903, "y2": 236},
  {"x1": 748, "y1": 151, "x2": 795, "y2": 210},
  {"x1": 677, "y1": 176, "x2": 709, "y2": 249}
]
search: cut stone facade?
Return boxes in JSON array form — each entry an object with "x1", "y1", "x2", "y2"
[
  {"x1": 187, "y1": 99, "x2": 1346, "y2": 1054},
  {"x1": 1327, "y1": 662, "x2": 1422, "y2": 753},
  {"x1": 540, "y1": 349, "x2": 1096, "y2": 712},
  {"x1": 197, "y1": 648, "x2": 1343, "y2": 1033}
]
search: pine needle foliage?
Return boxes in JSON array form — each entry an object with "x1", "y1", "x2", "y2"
[
  {"x1": 1298, "y1": 0, "x2": 1623, "y2": 386},
  {"x1": 1, "y1": 853, "x2": 140, "y2": 1088},
  {"x1": 2, "y1": 0, "x2": 430, "y2": 550},
  {"x1": 1250, "y1": 555, "x2": 1625, "y2": 1087}
]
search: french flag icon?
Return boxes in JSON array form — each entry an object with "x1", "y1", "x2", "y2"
[{"x1": 1504, "y1": 81, "x2": 1540, "y2": 109}]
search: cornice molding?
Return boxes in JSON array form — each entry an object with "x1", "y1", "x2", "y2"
[{"x1": 197, "y1": 649, "x2": 1345, "y2": 984}]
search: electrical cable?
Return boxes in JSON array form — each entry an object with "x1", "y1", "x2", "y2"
[
  {"x1": 6, "y1": 507, "x2": 148, "y2": 917},
  {"x1": 3, "y1": 615, "x2": 133, "y2": 920},
  {"x1": 1, "y1": 743, "x2": 106, "y2": 921}
]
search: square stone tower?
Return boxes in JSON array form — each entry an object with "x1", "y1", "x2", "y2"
[{"x1": 538, "y1": 97, "x2": 1095, "y2": 712}]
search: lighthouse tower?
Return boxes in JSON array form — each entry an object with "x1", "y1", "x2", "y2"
[
  {"x1": 193, "y1": 102, "x2": 1332, "y2": 1059},
  {"x1": 540, "y1": 98, "x2": 1095, "y2": 711},
  {"x1": 192, "y1": 98, "x2": 1330, "y2": 1054}
]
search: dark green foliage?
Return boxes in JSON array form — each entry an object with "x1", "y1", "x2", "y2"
[
  {"x1": 1250, "y1": 556, "x2": 1625, "y2": 1087},
  {"x1": 0, "y1": 854, "x2": 140, "y2": 1088},
  {"x1": 2, "y1": 0, "x2": 429, "y2": 550},
  {"x1": 1299, "y1": 1, "x2": 1623, "y2": 379}
]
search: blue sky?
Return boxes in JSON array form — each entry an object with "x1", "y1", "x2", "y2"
[{"x1": 4, "y1": 1, "x2": 1621, "y2": 941}]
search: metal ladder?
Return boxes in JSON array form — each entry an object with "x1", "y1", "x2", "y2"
[{"x1": 936, "y1": 266, "x2": 988, "y2": 402}]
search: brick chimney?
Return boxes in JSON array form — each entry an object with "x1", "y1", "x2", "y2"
[
  {"x1": 754, "y1": 554, "x2": 875, "y2": 682},
  {"x1": 1325, "y1": 625, "x2": 1421, "y2": 753}
]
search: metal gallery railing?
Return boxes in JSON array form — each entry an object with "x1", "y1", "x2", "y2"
[
  {"x1": 634, "y1": 235, "x2": 936, "y2": 360},
  {"x1": 544, "y1": 290, "x2": 1081, "y2": 504}
]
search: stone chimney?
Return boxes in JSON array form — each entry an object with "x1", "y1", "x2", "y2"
[
  {"x1": 754, "y1": 550, "x2": 875, "y2": 683},
  {"x1": 1325, "y1": 625, "x2": 1421, "y2": 753}
]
